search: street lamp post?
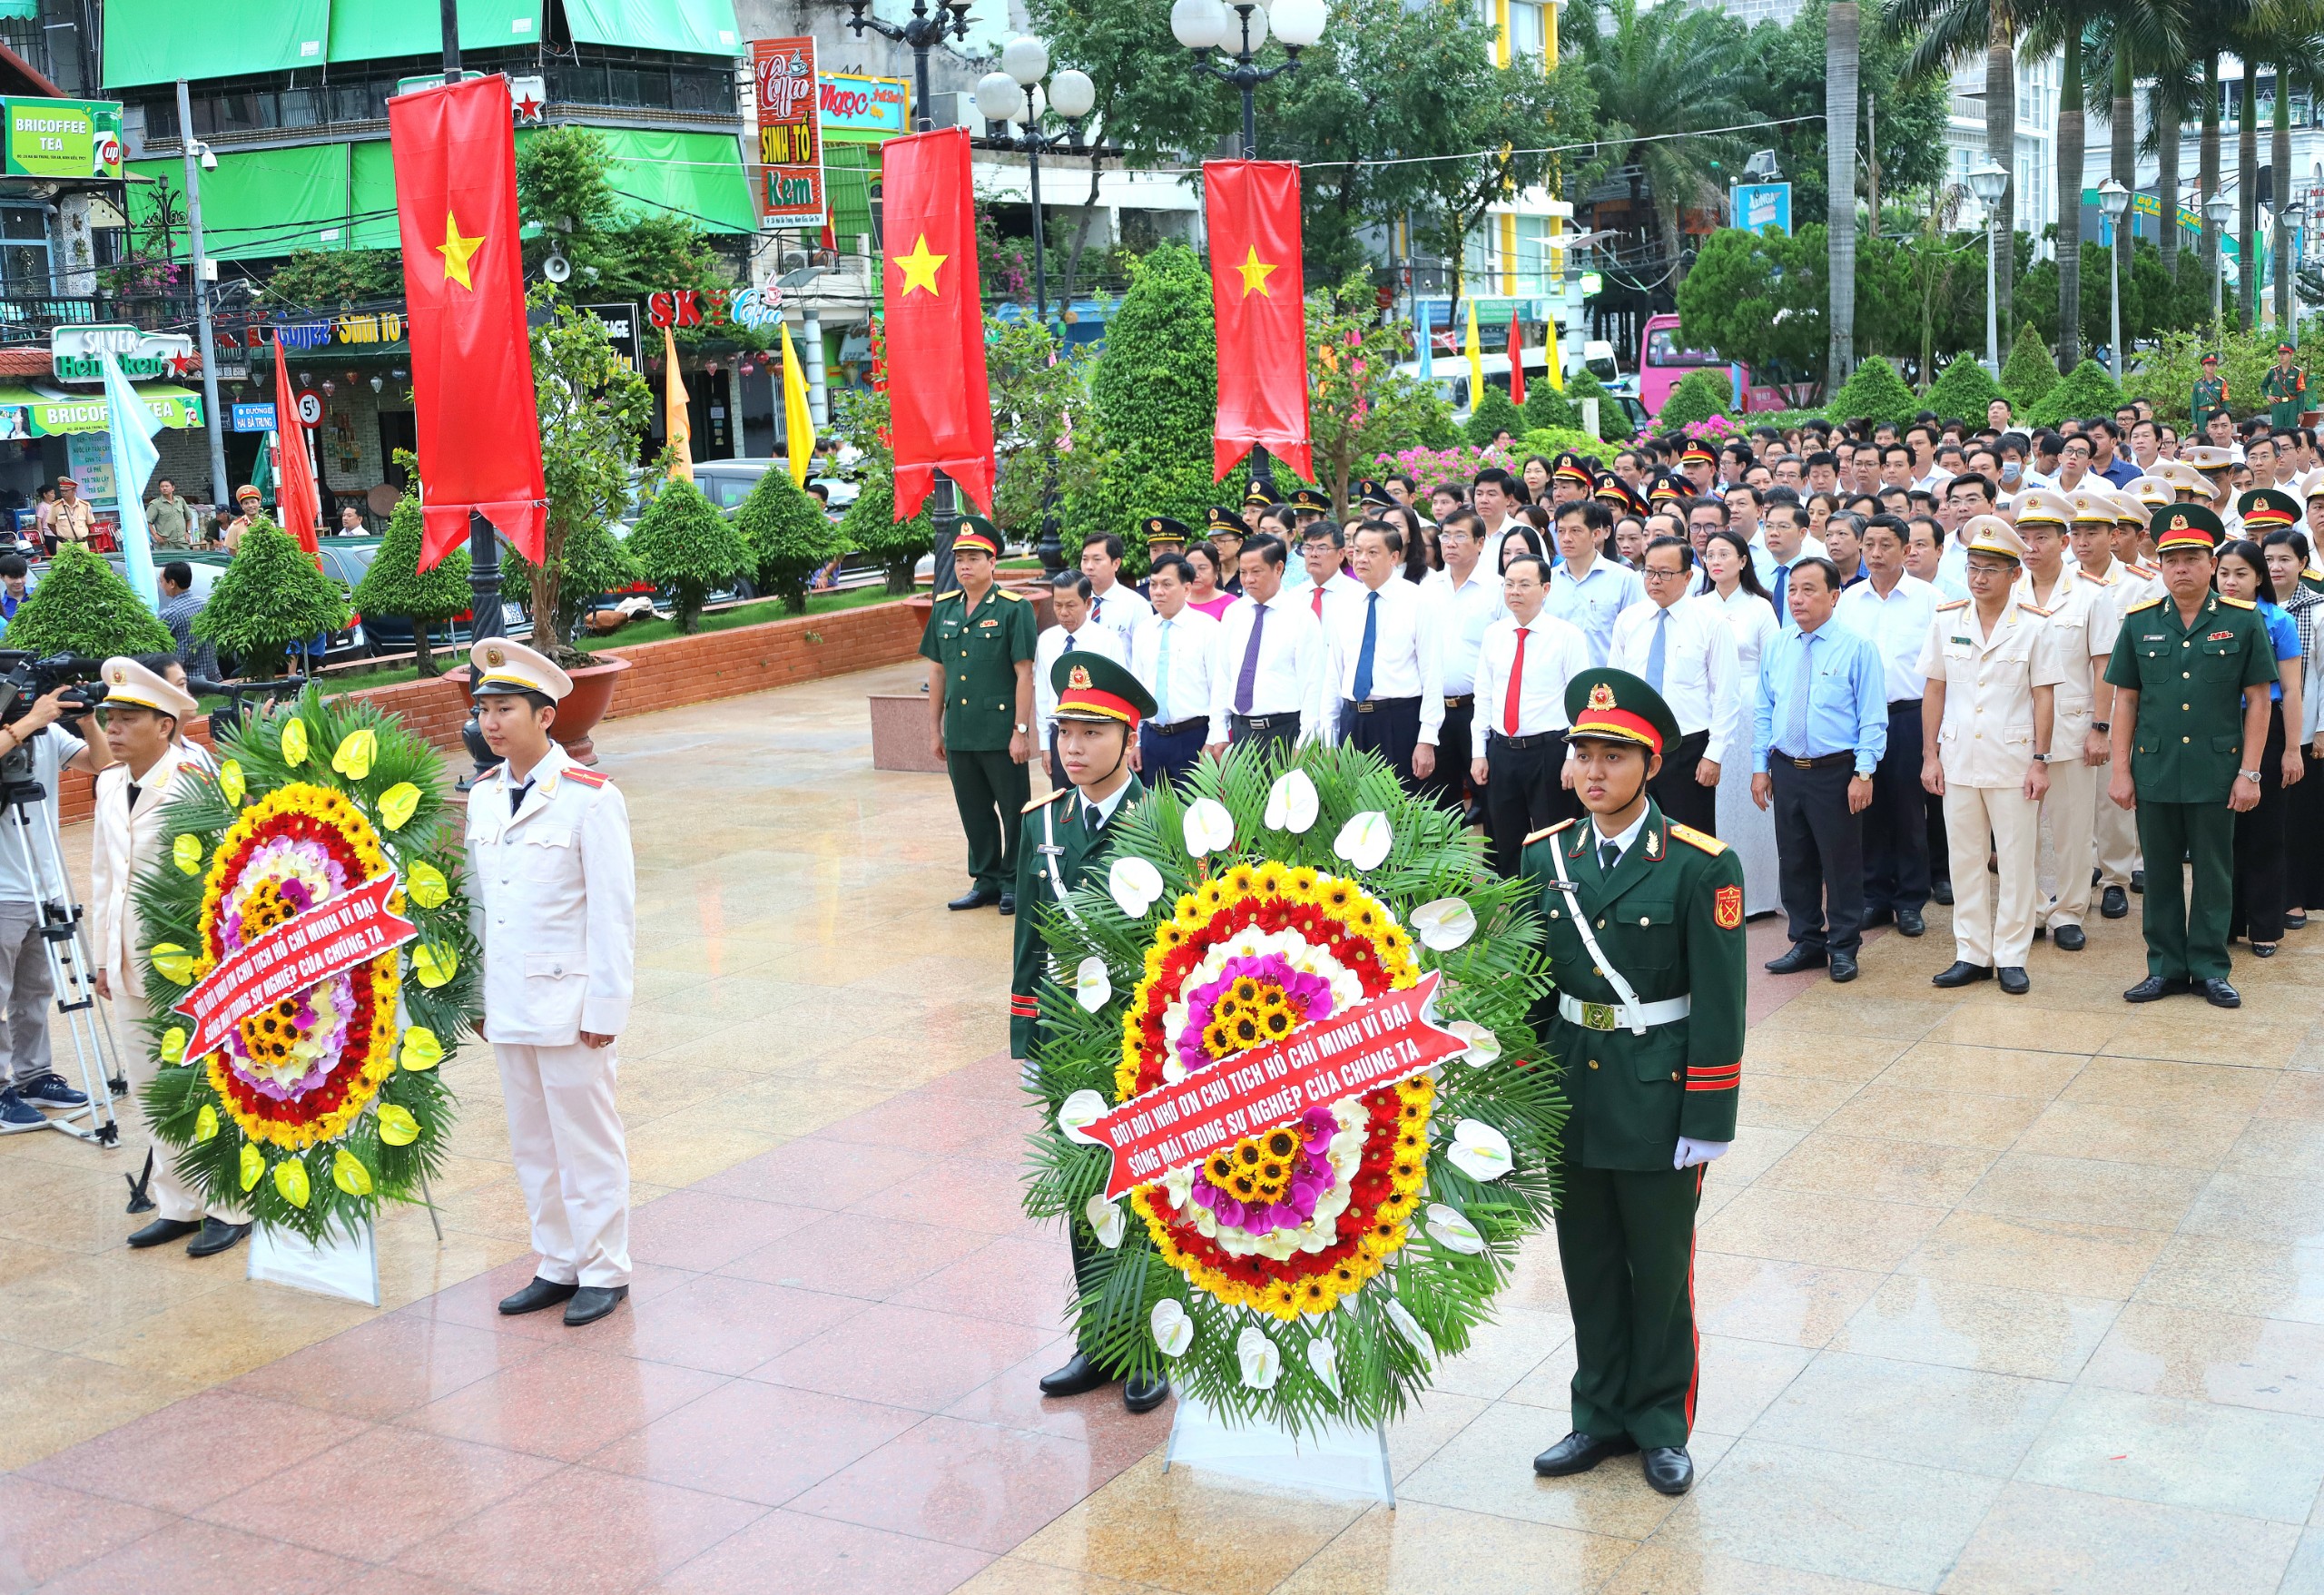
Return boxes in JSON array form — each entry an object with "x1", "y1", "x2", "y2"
[
  {"x1": 1967, "y1": 160, "x2": 2009, "y2": 379},
  {"x1": 174, "y1": 80, "x2": 231, "y2": 513},
  {"x1": 841, "y1": 0, "x2": 975, "y2": 595},
  {"x1": 2098, "y1": 177, "x2": 2130, "y2": 388},
  {"x1": 2209, "y1": 192, "x2": 2237, "y2": 341},
  {"x1": 1169, "y1": 0, "x2": 1326, "y2": 497},
  {"x1": 438, "y1": 0, "x2": 507, "y2": 643},
  {"x1": 2284, "y1": 197, "x2": 2309, "y2": 348},
  {"x1": 974, "y1": 40, "x2": 1103, "y2": 576}
]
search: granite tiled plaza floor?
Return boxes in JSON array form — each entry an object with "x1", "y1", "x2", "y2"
[{"x1": 7, "y1": 660, "x2": 2324, "y2": 1593}]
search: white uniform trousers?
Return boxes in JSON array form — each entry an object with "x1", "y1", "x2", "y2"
[
  {"x1": 1945, "y1": 783, "x2": 2042, "y2": 968},
  {"x1": 2036, "y1": 758, "x2": 2102, "y2": 929},
  {"x1": 2093, "y1": 788, "x2": 2140, "y2": 889},
  {"x1": 116, "y1": 986, "x2": 247, "y2": 1226},
  {"x1": 496, "y1": 1041, "x2": 630, "y2": 1287}
]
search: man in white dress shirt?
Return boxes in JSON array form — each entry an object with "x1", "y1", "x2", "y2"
[
  {"x1": 1325, "y1": 521, "x2": 1444, "y2": 790},
  {"x1": 1472, "y1": 468, "x2": 1523, "y2": 568},
  {"x1": 1128, "y1": 553, "x2": 1220, "y2": 790},
  {"x1": 1080, "y1": 533, "x2": 1151, "y2": 652},
  {"x1": 1835, "y1": 514, "x2": 1940, "y2": 937},
  {"x1": 2067, "y1": 496, "x2": 2143, "y2": 921},
  {"x1": 1292, "y1": 520, "x2": 1363, "y2": 615},
  {"x1": 1472, "y1": 554, "x2": 1591, "y2": 875},
  {"x1": 1207, "y1": 533, "x2": 1326, "y2": 760},
  {"x1": 1033, "y1": 571, "x2": 1125, "y2": 790},
  {"x1": 1423, "y1": 508, "x2": 1506, "y2": 821},
  {"x1": 1546, "y1": 500, "x2": 1646, "y2": 665},
  {"x1": 1608, "y1": 535, "x2": 1740, "y2": 834}
]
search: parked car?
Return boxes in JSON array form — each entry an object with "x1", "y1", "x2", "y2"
[{"x1": 310, "y1": 536, "x2": 531, "y2": 655}]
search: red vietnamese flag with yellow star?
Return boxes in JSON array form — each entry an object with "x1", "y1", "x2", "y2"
[
  {"x1": 1206, "y1": 160, "x2": 1311, "y2": 482},
  {"x1": 882, "y1": 128, "x2": 994, "y2": 517},
  {"x1": 389, "y1": 74, "x2": 547, "y2": 568}
]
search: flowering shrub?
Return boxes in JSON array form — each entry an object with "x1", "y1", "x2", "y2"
[{"x1": 1373, "y1": 443, "x2": 1519, "y2": 497}]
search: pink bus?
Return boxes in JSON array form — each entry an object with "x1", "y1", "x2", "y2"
[{"x1": 1638, "y1": 314, "x2": 1794, "y2": 417}]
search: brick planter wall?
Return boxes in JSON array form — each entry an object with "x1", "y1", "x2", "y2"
[{"x1": 51, "y1": 596, "x2": 928, "y2": 826}]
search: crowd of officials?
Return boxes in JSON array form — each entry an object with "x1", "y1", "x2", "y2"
[{"x1": 924, "y1": 394, "x2": 2324, "y2": 1008}]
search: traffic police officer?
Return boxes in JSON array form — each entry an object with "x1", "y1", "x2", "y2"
[
  {"x1": 920, "y1": 519, "x2": 1038, "y2": 912},
  {"x1": 1010, "y1": 653, "x2": 1169, "y2": 1415},
  {"x1": 2105, "y1": 505, "x2": 2279, "y2": 1008},
  {"x1": 2191, "y1": 353, "x2": 2228, "y2": 431},
  {"x1": 468, "y1": 640, "x2": 639, "y2": 1327},
  {"x1": 1524, "y1": 668, "x2": 1748, "y2": 1499},
  {"x1": 2265, "y1": 343, "x2": 2309, "y2": 430}
]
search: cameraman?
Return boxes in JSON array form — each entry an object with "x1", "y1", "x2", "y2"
[{"x1": 0, "y1": 685, "x2": 110, "y2": 1133}]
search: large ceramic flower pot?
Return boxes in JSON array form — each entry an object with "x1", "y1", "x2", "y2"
[{"x1": 457, "y1": 653, "x2": 630, "y2": 767}]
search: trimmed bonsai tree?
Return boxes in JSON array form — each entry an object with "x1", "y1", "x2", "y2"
[
  {"x1": 350, "y1": 491, "x2": 471, "y2": 676},
  {"x1": 1522, "y1": 382, "x2": 1580, "y2": 434},
  {"x1": 1654, "y1": 369, "x2": 1732, "y2": 428},
  {"x1": 2026, "y1": 359, "x2": 2129, "y2": 430},
  {"x1": 1463, "y1": 385, "x2": 1525, "y2": 446},
  {"x1": 194, "y1": 518, "x2": 350, "y2": 677},
  {"x1": 2000, "y1": 321, "x2": 2058, "y2": 414},
  {"x1": 1919, "y1": 351, "x2": 2007, "y2": 422},
  {"x1": 625, "y1": 473, "x2": 750, "y2": 633},
  {"x1": 734, "y1": 466, "x2": 846, "y2": 615},
  {"x1": 2, "y1": 544, "x2": 173, "y2": 658},
  {"x1": 1825, "y1": 356, "x2": 1919, "y2": 429},
  {"x1": 842, "y1": 475, "x2": 933, "y2": 596}
]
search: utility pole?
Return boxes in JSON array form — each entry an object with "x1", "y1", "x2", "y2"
[
  {"x1": 438, "y1": 0, "x2": 507, "y2": 643},
  {"x1": 175, "y1": 80, "x2": 230, "y2": 511}
]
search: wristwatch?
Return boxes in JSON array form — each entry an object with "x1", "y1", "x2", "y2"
[
  {"x1": 2091, "y1": 720, "x2": 2110, "y2": 733},
  {"x1": 1014, "y1": 723, "x2": 1029, "y2": 734},
  {"x1": 2239, "y1": 768, "x2": 2263, "y2": 782}
]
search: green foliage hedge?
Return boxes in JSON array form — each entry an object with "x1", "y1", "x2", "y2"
[
  {"x1": 194, "y1": 520, "x2": 349, "y2": 674},
  {"x1": 842, "y1": 475, "x2": 934, "y2": 596},
  {"x1": 2000, "y1": 322, "x2": 2058, "y2": 413},
  {"x1": 626, "y1": 476, "x2": 751, "y2": 632},
  {"x1": 1919, "y1": 352, "x2": 2007, "y2": 423},
  {"x1": 350, "y1": 493, "x2": 470, "y2": 674},
  {"x1": 3, "y1": 544, "x2": 172, "y2": 658},
  {"x1": 734, "y1": 467, "x2": 846, "y2": 615},
  {"x1": 2025, "y1": 359, "x2": 2128, "y2": 429},
  {"x1": 1824, "y1": 356, "x2": 1919, "y2": 428},
  {"x1": 1654, "y1": 370, "x2": 1733, "y2": 429},
  {"x1": 1463, "y1": 386, "x2": 1526, "y2": 445}
]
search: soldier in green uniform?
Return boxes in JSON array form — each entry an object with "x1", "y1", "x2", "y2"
[
  {"x1": 2264, "y1": 343, "x2": 2309, "y2": 431},
  {"x1": 920, "y1": 520, "x2": 1039, "y2": 913},
  {"x1": 2104, "y1": 505, "x2": 2278, "y2": 1008},
  {"x1": 1009, "y1": 653, "x2": 1168, "y2": 1414},
  {"x1": 1523, "y1": 668, "x2": 1748, "y2": 1498},
  {"x1": 2191, "y1": 353, "x2": 2229, "y2": 431}
]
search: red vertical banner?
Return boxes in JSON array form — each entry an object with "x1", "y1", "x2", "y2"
[
  {"x1": 751, "y1": 36, "x2": 825, "y2": 226},
  {"x1": 1507, "y1": 311, "x2": 1527, "y2": 409},
  {"x1": 1206, "y1": 160, "x2": 1311, "y2": 483},
  {"x1": 389, "y1": 74, "x2": 547, "y2": 569},
  {"x1": 881, "y1": 128, "x2": 994, "y2": 517},
  {"x1": 270, "y1": 337, "x2": 320, "y2": 555}
]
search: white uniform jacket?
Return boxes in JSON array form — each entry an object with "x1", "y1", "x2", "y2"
[
  {"x1": 465, "y1": 745, "x2": 636, "y2": 1047},
  {"x1": 90, "y1": 745, "x2": 196, "y2": 992},
  {"x1": 1915, "y1": 596, "x2": 2068, "y2": 788}
]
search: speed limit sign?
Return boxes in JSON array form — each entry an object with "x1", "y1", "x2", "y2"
[{"x1": 295, "y1": 392, "x2": 322, "y2": 428}]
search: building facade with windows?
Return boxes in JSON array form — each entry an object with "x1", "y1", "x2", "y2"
[{"x1": 1944, "y1": 44, "x2": 2057, "y2": 249}]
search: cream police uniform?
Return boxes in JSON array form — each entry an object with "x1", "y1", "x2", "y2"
[
  {"x1": 465, "y1": 641, "x2": 638, "y2": 1317},
  {"x1": 2021, "y1": 501, "x2": 2122, "y2": 936},
  {"x1": 1918, "y1": 519, "x2": 2067, "y2": 980},
  {"x1": 93, "y1": 659, "x2": 250, "y2": 1241},
  {"x1": 2093, "y1": 492, "x2": 2162, "y2": 896}
]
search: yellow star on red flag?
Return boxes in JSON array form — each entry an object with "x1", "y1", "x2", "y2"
[
  {"x1": 1235, "y1": 246, "x2": 1278, "y2": 298},
  {"x1": 437, "y1": 210, "x2": 484, "y2": 290},
  {"x1": 893, "y1": 233, "x2": 948, "y2": 298}
]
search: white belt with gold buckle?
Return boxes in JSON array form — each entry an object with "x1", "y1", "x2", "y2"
[{"x1": 1559, "y1": 994, "x2": 1692, "y2": 1031}]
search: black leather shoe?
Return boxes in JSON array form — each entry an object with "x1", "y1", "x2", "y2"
[
  {"x1": 2254, "y1": 942, "x2": 2279, "y2": 958},
  {"x1": 947, "y1": 887, "x2": 1000, "y2": 911},
  {"x1": 1039, "y1": 1352, "x2": 1115, "y2": 1398},
  {"x1": 1640, "y1": 1446, "x2": 1695, "y2": 1495},
  {"x1": 186, "y1": 1218, "x2": 250, "y2": 1258},
  {"x1": 1862, "y1": 906, "x2": 1894, "y2": 928},
  {"x1": 2101, "y1": 886, "x2": 2130, "y2": 919},
  {"x1": 126, "y1": 1216, "x2": 199, "y2": 1249},
  {"x1": 1829, "y1": 951, "x2": 1859, "y2": 983},
  {"x1": 1996, "y1": 966, "x2": 2030, "y2": 995},
  {"x1": 2030, "y1": 925, "x2": 2046, "y2": 941},
  {"x1": 2201, "y1": 978, "x2": 2241, "y2": 1009},
  {"x1": 1764, "y1": 944, "x2": 1827, "y2": 975},
  {"x1": 498, "y1": 1276, "x2": 580, "y2": 1315},
  {"x1": 1895, "y1": 907, "x2": 1925, "y2": 938},
  {"x1": 2052, "y1": 925, "x2": 2087, "y2": 951},
  {"x1": 564, "y1": 1285, "x2": 628, "y2": 1326},
  {"x1": 1931, "y1": 960, "x2": 1992, "y2": 989},
  {"x1": 2131, "y1": 869, "x2": 2145, "y2": 894},
  {"x1": 997, "y1": 892, "x2": 1016, "y2": 917},
  {"x1": 1932, "y1": 880, "x2": 1955, "y2": 906},
  {"x1": 2123, "y1": 975, "x2": 2191, "y2": 1002},
  {"x1": 1532, "y1": 1431, "x2": 1639, "y2": 1477},
  {"x1": 1123, "y1": 1373, "x2": 1169, "y2": 1413}
]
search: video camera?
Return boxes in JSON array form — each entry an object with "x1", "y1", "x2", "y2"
[
  {"x1": 187, "y1": 674, "x2": 303, "y2": 736},
  {"x1": 0, "y1": 651, "x2": 106, "y2": 727}
]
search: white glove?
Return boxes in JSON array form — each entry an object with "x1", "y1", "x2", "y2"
[{"x1": 1674, "y1": 1137, "x2": 1730, "y2": 1170}]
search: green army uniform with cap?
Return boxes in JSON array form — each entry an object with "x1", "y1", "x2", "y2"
[
  {"x1": 2191, "y1": 368, "x2": 2227, "y2": 430},
  {"x1": 919, "y1": 525, "x2": 1039, "y2": 901},
  {"x1": 2103, "y1": 506, "x2": 2279, "y2": 989},
  {"x1": 1519, "y1": 670, "x2": 1748, "y2": 1472},
  {"x1": 2263, "y1": 353, "x2": 2309, "y2": 430}
]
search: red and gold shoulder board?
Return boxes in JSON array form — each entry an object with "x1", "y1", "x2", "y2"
[
  {"x1": 1669, "y1": 822, "x2": 1726, "y2": 856},
  {"x1": 1713, "y1": 882, "x2": 1743, "y2": 930},
  {"x1": 564, "y1": 767, "x2": 610, "y2": 789},
  {"x1": 1524, "y1": 819, "x2": 1576, "y2": 845}
]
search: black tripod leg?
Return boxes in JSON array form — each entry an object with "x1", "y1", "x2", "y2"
[{"x1": 124, "y1": 1148, "x2": 153, "y2": 1214}]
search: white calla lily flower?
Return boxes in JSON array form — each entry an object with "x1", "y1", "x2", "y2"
[
  {"x1": 1182, "y1": 797, "x2": 1236, "y2": 856},
  {"x1": 1086, "y1": 1193, "x2": 1126, "y2": 1248},
  {"x1": 1237, "y1": 1324, "x2": 1282, "y2": 1390},
  {"x1": 1263, "y1": 767, "x2": 1321, "y2": 832},
  {"x1": 1108, "y1": 855, "x2": 1165, "y2": 917},
  {"x1": 1074, "y1": 956, "x2": 1113, "y2": 1012},
  {"x1": 1151, "y1": 1297, "x2": 1194, "y2": 1357},
  {"x1": 1410, "y1": 897, "x2": 1477, "y2": 951},
  {"x1": 1425, "y1": 1202, "x2": 1487, "y2": 1254},
  {"x1": 1305, "y1": 1336, "x2": 1342, "y2": 1396},
  {"x1": 1333, "y1": 811, "x2": 1393, "y2": 871},
  {"x1": 1444, "y1": 1020, "x2": 1502, "y2": 1067},
  {"x1": 1447, "y1": 1118, "x2": 1514, "y2": 1182},
  {"x1": 1057, "y1": 1089, "x2": 1109, "y2": 1145},
  {"x1": 1383, "y1": 1296, "x2": 1434, "y2": 1363}
]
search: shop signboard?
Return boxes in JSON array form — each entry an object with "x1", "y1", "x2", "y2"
[
  {"x1": 1729, "y1": 182, "x2": 1791, "y2": 236},
  {"x1": 26, "y1": 389, "x2": 202, "y2": 436},
  {"x1": 819, "y1": 73, "x2": 909, "y2": 136},
  {"x1": 580, "y1": 302, "x2": 642, "y2": 372},
  {"x1": 752, "y1": 35, "x2": 825, "y2": 226},
  {"x1": 3, "y1": 98, "x2": 123, "y2": 180},
  {"x1": 52, "y1": 324, "x2": 196, "y2": 382},
  {"x1": 65, "y1": 430, "x2": 115, "y2": 506}
]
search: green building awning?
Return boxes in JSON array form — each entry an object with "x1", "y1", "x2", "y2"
[
  {"x1": 587, "y1": 127, "x2": 755, "y2": 234},
  {"x1": 0, "y1": 384, "x2": 206, "y2": 435},
  {"x1": 824, "y1": 141, "x2": 880, "y2": 253},
  {"x1": 327, "y1": 0, "x2": 544, "y2": 64},
  {"x1": 563, "y1": 0, "x2": 740, "y2": 55},
  {"x1": 102, "y1": 0, "x2": 330, "y2": 88}
]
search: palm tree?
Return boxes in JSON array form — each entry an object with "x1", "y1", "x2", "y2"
[
  {"x1": 2141, "y1": 55, "x2": 2202, "y2": 273},
  {"x1": 2019, "y1": 0, "x2": 2093, "y2": 370},
  {"x1": 1885, "y1": 0, "x2": 2022, "y2": 350},
  {"x1": 1830, "y1": 0, "x2": 1861, "y2": 386},
  {"x1": 2083, "y1": 5, "x2": 2185, "y2": 331},
  {"x1": 2266, "y1": 9, "x2": 2324, "y2": 329}
]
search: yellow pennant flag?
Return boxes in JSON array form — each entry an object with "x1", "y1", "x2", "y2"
[
  {"x1": 1546, "y1": 328, "x2": 1565, "y2": 392},
  {"x1": 780, "y1": 320, "x2": 815, "y2": 487},
  {"x1": 1464, "y1": 298, "x2": 1484, "y2": 415},
  {"x1": 663, "y1": 323, "x2": 693, "y2": 481}
]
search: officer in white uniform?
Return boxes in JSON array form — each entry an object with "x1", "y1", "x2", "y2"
[
  {"x1": 466, "y1": 640, "x2": 638, "y2": 1327},
  {"x1": 1920, "y1": 518, "x2": 2065, "y2": 994},
  {"x1": 94, "y1": 658, "x2": 253, "y2": 1255},
  {"x1": 2024, "y1": 493, "x2": 2124, "y2": 947}
]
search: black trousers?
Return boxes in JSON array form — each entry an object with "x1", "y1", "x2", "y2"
[
  {"x1": 1769, "y1": 757, "x2": 1866, "y2": 954},
  {"x1": 1341, "y1": 696, "x2": 1424, "y2": 791},
  {"x1": 1647, "y1": 728, "x2": 1717, "y2": 834},
  {"x1": 2291, "y1": 725, "x2": 2324, "y2": 910},
  {"x1": 1483, "y1": 731, "x2": 1576, "y2": 879},
  {"x1": 1229, "y1": 711, "x2": 1301, "y2": 763},
  {"x1": 1863, "y1": 700, "x2": 1931, "y2": 916},
  {"x1": 1421, "y1": 695, "x2": 1477, "y2": 814},
  {"x1": 2230, "y1": 703, "x2": 2290, "y2": 943},
  {"x1": 1138, "y1": 720, "x2": 1206, "y2": 792}
]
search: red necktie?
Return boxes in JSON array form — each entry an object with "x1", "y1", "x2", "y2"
[
  {"x1": 1503, "y1": 626, "x2": 1529, "y2": 735},
  {"x1": 1311, "y1": 584, "x2": 1324, "y2": 619}
]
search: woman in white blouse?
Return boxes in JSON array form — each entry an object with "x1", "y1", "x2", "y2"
[{"x1": 1702, "y1": 529, "x2": 1783, "y2": 916}]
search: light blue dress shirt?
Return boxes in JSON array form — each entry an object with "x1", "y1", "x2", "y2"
[
  {"x1": 1542, "y1": 557, "x2": 1646, "y2": 667},
  {"x1": 1752, "y1": 619, "x2": 1889, "y2": 775}
]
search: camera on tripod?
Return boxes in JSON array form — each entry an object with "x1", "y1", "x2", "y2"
[
  {"x1": 186, "y1": 674, "x2": 302, "y2": 736},
  {"x1": 0, "y1": 651, "x2": 106, "y2": 728}
]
